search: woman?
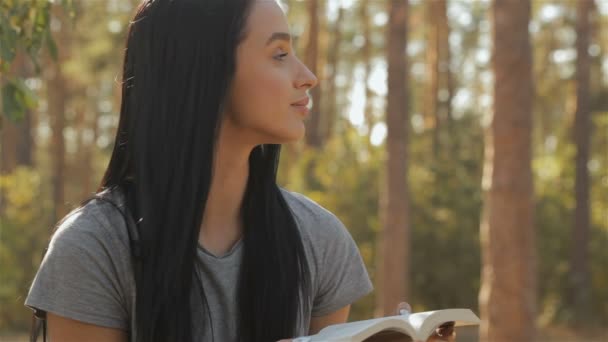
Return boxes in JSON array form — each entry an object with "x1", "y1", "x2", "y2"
[{"x1": 25, "y1": 0, "x2": 372, "y2": 341}]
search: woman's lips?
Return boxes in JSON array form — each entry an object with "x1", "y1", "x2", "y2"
[
  {"x1": 291, "y1": 97, "x2": 310, "y2": 116},
  {"x1": 291, "y1": 97, "x2": 309, "y2": 106}
]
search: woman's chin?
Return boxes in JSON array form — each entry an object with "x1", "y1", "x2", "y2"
[
  {"x1": 286, "y1": 123, "x2": 306, "y2": 142},
  {"x1": 266, "y1": 127, "x2": 305, "y2": 145},
  {"x1": 250, "y1": 119, "x2": 307, "y2": 145}
]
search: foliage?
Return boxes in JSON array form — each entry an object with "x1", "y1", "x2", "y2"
[
  {"x1": 0, "y1": 167, "x2": 49, "y2": 331},
  {"x1": 0, "y1": 0, "x2": 73, "y2": 124}
]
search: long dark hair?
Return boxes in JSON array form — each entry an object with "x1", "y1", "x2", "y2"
[{"x1": 99, "y1": 0, "x2": 310, "y2": 341}]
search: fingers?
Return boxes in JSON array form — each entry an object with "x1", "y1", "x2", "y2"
[
  {"x1": 434, "y1": 321, "x2": 455, "y2": 338},
  {"x1": 395, "y1": 302, "x2": 412, "y2": 315}
]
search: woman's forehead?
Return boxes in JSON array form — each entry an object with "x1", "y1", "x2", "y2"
[{"x1": 245, "y1": 0, "x2": 290, "y2": 45}]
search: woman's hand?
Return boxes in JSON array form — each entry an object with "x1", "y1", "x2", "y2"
[
  {"x1": 396, "y1": 302, "x2": 455, "y2": 342},
  {"x1": 428, "y1": 321, "x2": 455, "y2": 342}
]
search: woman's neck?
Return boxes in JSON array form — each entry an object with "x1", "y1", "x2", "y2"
[{"x1": 198, "y1": 123, "x2": 252, "y2": 256}]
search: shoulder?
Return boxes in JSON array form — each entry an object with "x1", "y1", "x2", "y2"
[
  {"x1": 279, "y1": 187, "x2": 351, "y2": 246},
  {"x1": 50, "y1": 187, "x2": 131, "y2": 256},
  {"x1": 279, "y1": 187, "x2": 373, "y2": 316},
  {"x1": 25, "y1": 187, "x2": 134, "y2": 330},
  {"x1": 279, "y1": 187, "x2": 332, "y2": 220}
]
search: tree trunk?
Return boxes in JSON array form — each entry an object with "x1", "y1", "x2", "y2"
[
  {"x1": 1, "y1": 118, "x2": 20, "y2": 173},
  {"x1": 425, "y1": 0, "x2": 439, "y2": 142},
  {"x1": 0, "y1": 52, "x2": 35, "y2": 215},
  {"x1": 437, "y1": 0, "x2": 451, "y2": 153},
  {"x1": 323, "y1": 5, "x2": 344, "y2": 143},
  {"x1": 425, "y1": 0, "x2": 450, "y2": 158},
  {"x1": 47, "y1": 9, "x2": 70, "y2": 223},
  {"x1": 74, "y1": 104, "x2": 97, "y2": 201},
  {"x1": 1, "y1": 52, "x2": 35, "y2": 173},
  {"x1": 479, "y1": 1, "x2": 536, "y2": 341},
  {"x1": 569, "y1": 0, "x2": 594, "y2": 323},
  {"x1": 361, "y1": 0, "x2": 374, "y2": 136},
  {"x1": 304, "y1": 0, "x2": 322, "y2": 149},
  {"x1": 48, "y1": 66, "x2": 67, "y2": 223},
  {"x1": 378, "y1": 0, "x2": 409, "y2": 317}
]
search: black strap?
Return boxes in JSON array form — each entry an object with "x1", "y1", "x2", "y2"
[{"x1": 29, "y1": 312, "x2": 45, "y2": 342}]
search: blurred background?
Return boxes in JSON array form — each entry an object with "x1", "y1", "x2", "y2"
[{"x1": 1, "y1": 0, "x2": 606, "y2": 341}]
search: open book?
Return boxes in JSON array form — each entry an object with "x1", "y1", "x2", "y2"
[{"x1": 298, "y1": 308, "x2": 480, "y2": 342}]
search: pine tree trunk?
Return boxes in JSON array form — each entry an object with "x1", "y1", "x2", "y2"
[
  {"x1": 436, "y1": 0, "x2": 451, "y2": 154},
  {"x1": 425, "y1": 0, "x2": 439, "y2": 141},
  {"x1": 47, "y1": 9, "x2": 70, "y2": 223},
  {"x1": 323, "y1": 6, "x2": 344, "y2": 143},
  {"x1": 426, "y1": 0, "x2": 450, "y2": 158},
  {"x1": 569, "y1": 0, "x2": 594, "y2": 323},
  {"x1": 479, "y1": 1, "x2": 536, "y2": 341},
  {"x1": 304, "y1": 0, "x2": 322, "y2": 148},
  {"x1": 378, "y1": 0, "x2": 409, "y2": 317},
  {"x1": 1, "y1": 118, "x2": 19, "y2": 173},
  {"x1": 48, "y1": 67, "x2": 67, "y2": 223},
  {"x1": 361, "y1": 0, "x2": 374, "y2": 137},
  {"x1": 1, "y1": 52, "x2": 35, "y2": 173},
  {"x1": 74, "y1": 104, "x2": 97, "y2": 201}
]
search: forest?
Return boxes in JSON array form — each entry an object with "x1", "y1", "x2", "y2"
[{"x1": 1, "y1": 0, "x2": 607, "y2": 340}]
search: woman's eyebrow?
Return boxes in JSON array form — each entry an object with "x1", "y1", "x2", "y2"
[{"x1": 266, "y1": 32, "x2": 291, "y2": 46}]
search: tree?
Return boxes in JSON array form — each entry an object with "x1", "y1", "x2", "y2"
[
  {"x1": 377, "y1": 0, "x2": 410, "y2": 317},
  {"x1": 303, "y1": 0, "x2": 322, "y2": 148},
  {"x1": 0, "y1": 52, "x2": 35, "y2": 173},
  {"x1": 0, "y1": 0, "x2": 73, "y2": 124},
  {"x1": 479, "y1": 0, "x2": 536, "y2": 340},
  {"x1": 360, "y1": 0, "x2": 374, "y2": 136},
  {"x1": 569, "y1": 0, "x2": 595, "y2": 323},
  {"x1": 424, "y1": 0, "x2": 451, "y2": 158},
  {"x1": 47, "y1": 5, "x2": 71, "y2": 223},
  {"x1": 323, "y1": 4, "x2": 344, "y2": 143}
]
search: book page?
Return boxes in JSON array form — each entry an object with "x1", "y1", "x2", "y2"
[
  {"x1": 307, "y1": 309, "x2": 479, "y2": 341},
  {"x1": 362, "y1": 329, "x2": 413, "y2": 342},
  {"x1": 414, "y1": 309, "x2": 480, "y2": 338},
  {"x1": 311, "y1": 317, "x2": 415, "y2": 341}
]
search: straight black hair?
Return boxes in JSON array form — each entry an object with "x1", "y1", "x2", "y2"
[{"x1": 99, "y1": 0, "x2": 310, "y2": 341}]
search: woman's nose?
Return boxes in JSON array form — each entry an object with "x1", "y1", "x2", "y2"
[{"x1": 294, "y1": 61, "x2": 318, "y2": 90}]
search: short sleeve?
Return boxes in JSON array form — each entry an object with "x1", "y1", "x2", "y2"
[
  {"x1": 311, "y1": 213, "x2": 373, "y2": 317},
  {"x1": 24, "y1": 205, "x2": 129, "y2": 330}
]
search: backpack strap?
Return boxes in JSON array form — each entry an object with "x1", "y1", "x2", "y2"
[{"x1": 29, "y1": 313, "x2": 46, "y2": 342}]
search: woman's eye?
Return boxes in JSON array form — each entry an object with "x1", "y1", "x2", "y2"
[{"x1": 274, "y1": 52, "x2": 289, "y2": 61}]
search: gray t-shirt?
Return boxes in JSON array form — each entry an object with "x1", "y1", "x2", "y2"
[{"x1": 25, "y1": 187, "x2": 373, "y2": 341}]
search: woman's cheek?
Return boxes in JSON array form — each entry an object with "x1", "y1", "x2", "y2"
[{"x1": 262, "y1": 67, "x2": 290, "y2": 97}]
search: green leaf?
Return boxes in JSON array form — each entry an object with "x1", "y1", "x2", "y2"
[
  {"x1": 1, "y1": 79, "x2": 37, "y2": 122},
  {"x1": 29, "y1": 2, "x2": 50, "y2": 55},
  {"x1": 46, "y1": 31, "x2": 58, "y2": 61},
  {"x1": 17, "y1": 79, "x2": 37, "y2": 109},
  {"x1": 2, "y1": 81, "x2": 24, "y2": 122},
  {"x1": 0, "y1": 19, "x2": 18, "y2": 63},
  {"x1": 61, "y1": 0, "x2": 76, "y2": 19}
]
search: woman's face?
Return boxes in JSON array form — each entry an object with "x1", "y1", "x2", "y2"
[{"x1": 224, "y1": 0, "x2": 318, "y2": 146}]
